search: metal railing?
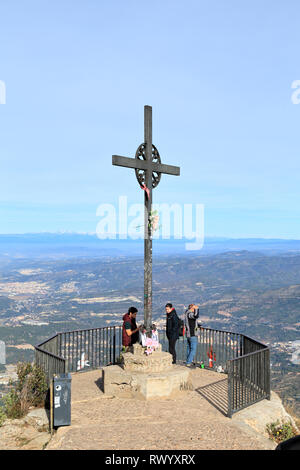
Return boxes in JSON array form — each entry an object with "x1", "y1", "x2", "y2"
[
  {"x1": 35, "y1": 334, "x2": 66, "y2": 385},
  {"x1": 159, "y1": 327, "x2": 244, "y2": 372},
  {"x1": 159, "y1": 327, "x2": 270, "y2": 417},
  {"x1": 35, "y1": 326, "x2": 122, "y2": 385},
  {"x1": 227, "y1": 337, "x2": 270, "y2": 417},
  {"x1": 35, "y1": 325, "x2": 270, "y2": 417}
]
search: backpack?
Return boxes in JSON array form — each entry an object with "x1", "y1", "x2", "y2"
[{"x1": 178, "y1": 317, "x2": 185, "y2": 337}]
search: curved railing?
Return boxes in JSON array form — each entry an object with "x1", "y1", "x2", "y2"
[
  {"x1": 158, "y1": 327, "x2": 270, "y2": 417},
  {"x1": 35, "y1": 326, "x2": 123, "y2": 385},
  {"x1": 35, "y1": 325, "x2": 270, "y2": 417},
  {"x1": 35, "y1": 334, "x2": 66, "y2": 385}
]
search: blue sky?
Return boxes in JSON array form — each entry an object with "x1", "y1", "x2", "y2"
[{"x1": 0, "y1": 0, "x2": 300, "y2": 238}]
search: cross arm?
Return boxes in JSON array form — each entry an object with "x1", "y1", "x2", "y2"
[
  {"x1": 154, "y1": 162, "x2": 180, "y2": 176},
  {"x1": 112, "y1": 154, "x2": 180, "y2": 176},
  {"x1": 112, "y1": 155, "x2": 146, "y2": 170}
]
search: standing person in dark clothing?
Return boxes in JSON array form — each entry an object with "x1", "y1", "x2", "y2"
[
  {"x1": 165, "y1": 303, "x2": 179, "y2": 364},
  {"x1": 122, "y1": 307, "x2": 140, "y2": 351},
  {"x1": 184, "y1": 304, "x2": 200, "y2": 367}
]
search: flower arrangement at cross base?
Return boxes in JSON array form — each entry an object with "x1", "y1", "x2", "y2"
[{"x1": 139, "y1": 324, "x2": 159, "y2": 355}]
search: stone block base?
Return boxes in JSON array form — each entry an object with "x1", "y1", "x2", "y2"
[
  {"x1": 102, "y1": 365, "x2": 192, "y2": 399},
  {"x1": 121, "y1": 343, "x2": 173, "y2": 373}
]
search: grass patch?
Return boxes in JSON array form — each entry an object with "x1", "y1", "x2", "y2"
[{"x1": 266, "y1": 419, "x2": 298, "y2": 444}]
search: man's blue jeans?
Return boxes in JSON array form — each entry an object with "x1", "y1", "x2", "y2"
[{"x1": 186, "y1": 336, "x2": 198, "y2": 365}]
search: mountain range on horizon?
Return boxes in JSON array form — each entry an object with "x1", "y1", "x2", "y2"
[{"x1": 1, "y1": 233, "x2": 300, "y2": 259}]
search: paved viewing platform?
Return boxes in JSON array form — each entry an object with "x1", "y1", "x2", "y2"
[{"x1": 46, "y1": 366, "x2": 280, "y2": 450}]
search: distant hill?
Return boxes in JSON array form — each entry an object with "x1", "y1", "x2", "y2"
[{"x1": 1, "y1": 233, "x2": 300, "y2": 259}]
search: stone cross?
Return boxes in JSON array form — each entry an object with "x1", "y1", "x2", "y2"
[{"x1": 112, "y1": 105, "x2": 180, "y2": 334}]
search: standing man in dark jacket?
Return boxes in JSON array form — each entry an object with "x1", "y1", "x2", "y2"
[{"x1": 165, "y1": 303, "x2": 179, "y2": 364}]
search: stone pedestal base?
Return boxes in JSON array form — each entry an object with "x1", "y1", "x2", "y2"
[
  {"x1": 102, "y1": 343, "x2": 192, "y2": 399},
  {"x1": 102, "y1": 364, "x2": 192, "y2": 399},
  {"x1": 121, "y1": 343, "x2": 173, "y2": 373}
]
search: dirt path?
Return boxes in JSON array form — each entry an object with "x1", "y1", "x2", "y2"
[{"x1": 46, "y1": 367, "x2": 276, "y2": 450}]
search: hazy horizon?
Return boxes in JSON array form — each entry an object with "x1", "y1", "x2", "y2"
[
  {"x1": 0, "y1": 232, "x2": 300, "y2": 241},
  {"x1": 1, "y1": 232, "x2": 300, "y2": 260}
]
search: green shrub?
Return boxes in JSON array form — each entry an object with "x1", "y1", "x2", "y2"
[
  {"x1": 266, "y1": 419, "x2": 298, "y2": 444},
  {"x1": 16, "y1": 362, "x2": 33, "y2": 393},
  {"x1": 3, "y1": 362, "x2": 48, "y2": 419},
  {"x1": 0, "y1": 406, "x2": 6, "y2": 426},
  {"x1": 3, "y1": 389, "x2": 22, "y2": 419},
  {"x1": 17, "y1": 362, "x2": 48, "y2": 408}
]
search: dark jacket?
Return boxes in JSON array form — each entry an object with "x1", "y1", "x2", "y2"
[
  {"x1": 166, "y1": 308, "x2": 179, "y2": 340},
  {"x1": 130, "y1": 316, "x2": 139, "y2": 345},
  {"x1": 122, "y1": 313, "x2": 138, "y2": 347},
  {"x1": 122, "y1": 313, "x2": 134, "y2": 346}
]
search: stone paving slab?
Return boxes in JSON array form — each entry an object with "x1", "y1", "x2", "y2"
[{"x1": 46, "y1": 367, "x2": 277, "y2": 450}]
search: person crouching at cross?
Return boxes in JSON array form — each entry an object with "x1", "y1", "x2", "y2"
[{"x1": 122, "y1": 307, "x2": 141, "y2": 351}]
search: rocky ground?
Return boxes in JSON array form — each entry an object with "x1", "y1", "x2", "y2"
[
  {"x1": 45, "y1": 368, "x2": 288, "y2": 451},
  {"x1": 1, "y1": 366, "x2": 297, "y2": 451},
  {"x1": 0, "y1": 407, "x2": 50, "y2": 450}
]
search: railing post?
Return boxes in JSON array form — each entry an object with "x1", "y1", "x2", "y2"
[
  {"x1": 265, "y1": 348, "x2": 271, "y2": 400},
  {"x1": 227, "y1": 360, "x2": 233, "y2": 418},
  {"x1": 113, "y1": 327, "x2": 116, "y2": 364}
]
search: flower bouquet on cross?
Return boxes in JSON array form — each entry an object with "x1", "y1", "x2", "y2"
[
  {"x1": 139, "y1": 324, "x2": 159, "y2": 355},
  {"x1": 134, "y1": 210, "x2": 160, "y2": 235},
  {"x1": 148, "y1": 210, "x2": 160, "y2": 235}
]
